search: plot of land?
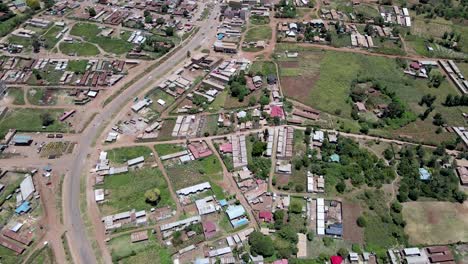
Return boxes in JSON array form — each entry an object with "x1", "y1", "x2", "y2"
[
  {"x1": 244, "y1": 25, "x2": 272, "y2": 42},
  {"x1": 107, "y1": 146, "x2": 153, "y2": 164},
  {"x1": 99, "y1": 167, "x2": 175, "y2": 215},
  {"x1": 403, "y1": 201, "x2": 468, "y2": 245},
  {"x1": 59, "y1": 42, "x2": 100, "y2": 56},
  {"x1": 146, "y1": 88, "x2": 175, "y2": 113},
  {"x1": 164, "y1": 155, "x2": 223, "y2": 190},
  {"x1": 154, "y1": 144, "x2": 186, "y2": 156},
  {"x1": 70, "y1": 23, "x2": 133, "y2": 55},
  {"x1": 27, "y1": 88, "x2": 58, "y2": 106},
  {"x1": 40, "y1": 141, "x2": 72, "y2": 158},
  {"x1": 4, "y1": 87, "x2": 25, "y2": 105},
  {"x1": 108, "y1": 232, "x2": 171, "y2": 263},
  {"x1": 0, "y1": 108, "x2": 69, "y2": 137}
]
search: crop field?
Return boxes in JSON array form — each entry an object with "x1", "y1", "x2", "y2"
[
  {"x1": 275, "y1": 44, "x2": 468, "y2": 144},
  {"x1": 108, "y1": 232, "x2": 171, "y2": 263},
  {"x1": 249, "y1": 61, "x2": 276, "y2": 77},
  {"x1": 40, "y1": 141, "x2": 72, "y2": 158},
  {"x1": 244, "y1": 25, "x2": 272, "y2": 42},
  {"x1": 99, "y1": 167, "x2": 175, "y2": 216},
  {"x1": 403, "y1": 201, "x2": 468, "y2": 245},
  {"x1": 70, "y1": 23, "x2": 133, "y2": 55},
  {"x1": 164, "y1": 155, "x2": 223, "y2": 190},
  {"x1": 0, "y1": 108, "x2": 69, "y2": 137},
  {"x1": 107, "y1": 146, "x2": 154, "y2": 164}
]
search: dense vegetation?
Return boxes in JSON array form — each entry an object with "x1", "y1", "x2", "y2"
[
  {"x1": 396, "y1": 145, "x2": 466, "y2": 203},
  {"x1": 410, "y1": 0, "x2": 468, "y2": 20}
]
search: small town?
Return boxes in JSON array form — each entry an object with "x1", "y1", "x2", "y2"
[{"x1": 0, "y1": 0, "x2": 468, "y2": 263}]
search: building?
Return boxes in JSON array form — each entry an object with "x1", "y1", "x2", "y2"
[
  {"x1": 19, "y1": 175, "x2": 35, "y2": 201},
  {"x1": 202, "y1": 221, "x2": 217, "y2": 239},
  {"x1": 12, "y1": 135, "x2": 32, "y2": 145},
  {"x1": 258, "y1": 211, "x2": 273, "y2": 222},
  {"x1": 419, "y1": 168, "x2": 431, "y2": 181},
  {"x1": 195, "y1": 196, "x2": 218, "y2": 215}
]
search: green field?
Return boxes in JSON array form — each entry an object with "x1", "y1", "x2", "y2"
[
  {"x1": 0, "y1": 108, "x2": 69, "y2": 137},
  {"x1": 154, "y1": 144, "x2": 186, "y2": 156},
  {"x1": 276, "y1": 44, "x2": 468, "y2": 144},
  {"x1": 107, "y1": 146, "x2": 153, "y2": 164},
  {"x1": 250, "y1": 61, "x2": 276, "y2": 76},
  {"x1": 108, "y1": 232, "x2": 171, "y2": 263},
  {"x1": 70, "y1": 23, "x2": 133, "y2": 54},
  {"x1": 5, "y1": 87, "x2": 25, "y2": 105},
  {"x1": 59, "y1": 42, "x2": 100, "y2": 56},
  {"x1": 146, "y1": 88, "x2": 175, "y2": 113},
  {"x1": 8, "y1": 35, "x2": 32, "y2": 48},
  {"x1": 67, "y1": 60, "x2": 88, "y2": 73},
  {"x1": 244, "y1": 25, "x2": 272, "y2": 42},
  {"x1": 403, "y1": 201, "x2": 468, "y2": 245},
  {"x1": 41, "y1": 25, "x2": 62, "y2": 50},
  {"x1": 99, "y1": 167, "x2": 175, "y2": 215},
  {"x1": 26, "y1": 245, "x2": 55, "y2": 264},
  {"x1": 164, "y1": 155, "x2": 223, "y2": 190}
]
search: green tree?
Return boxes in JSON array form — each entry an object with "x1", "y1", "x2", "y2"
[
  {"x1": 165, "y1": 26, "x2": 174, "y2": 36},
  {"x1": 41, "y1": 112, "x2": 54, "y2": 126},
  {"x1": 338, "y1": 248, "x2": 349, "y2": 259},
  {"x1": 248, "y1": 231, "x2": 275, "y2": 257},
  {"x1": 278, "y1": 226, "x2": 298, "y2": 243},
  {"x1": 356, "y1": 216, "x2": 367, "y2": 227},
  {"x1": 336, "y1": 181, "x2": 346, "y2": 193},
  {"x1": 252, "y1": 141, "x2": 266, "y2": 156},
  {"x1": 289, "y1": 200, "x2": 302, "y2": 214},
  {"x1": 88, "y1": 7, "x2": 96, "y2": 17},
  {"x1": 144, "y1": 188, "x2": 161, "y2": 204},
  {"x1": 26, "y1": 0, "x2": 41, "y2": 10}
]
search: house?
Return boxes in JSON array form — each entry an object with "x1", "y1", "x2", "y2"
[
  {"x1": 226, "y1": 205, "x2": 246, "y2": 220},
  {"x1": 419, "y1": 168, "x2": 431, "y2": 181},
  {"x1": 267, "y1": 74, "x2": 277, "y2": 84},
  {"x1": 258, "y1": 211, "x2": 273, "y2": 222},
  {"x1": 410, "y1": 62, "x2": 421, "y2": 70},
  {"x1": 202, "y1": 221, "x2": 217, "y2": 239},
  {"x1": 12, "y1": 135, "x2": 32, "y2": 145},
  {"x1": 270, "y1": 105, "x2": 284, "y2": 118},
  {"x1": 355, "y1": 102, "x2": 367, "y2": 112},
  {"x1": 330, "y1": 255, "x2": 343, "y2": 264},
  {"x1": 329, "y1": 154, "x2": 340, "y2": 163},
  {"x1": 188, "y1": 141, "x2": 213, "y2": 159},
  {"x1": 252, "y1": 75, "x2": 263, "y2": 87},
  {"x1": 219, "y1": 143, "x2": 233, "y2": 153}
]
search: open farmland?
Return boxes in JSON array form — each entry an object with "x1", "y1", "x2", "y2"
[
  {"x1": 403, "y1": 201, "x2": 468, "y2": 245},
  {"x1": 98, "y1": 167, "x2": 175, "y2": 215},
  {"x1": 107, "y1": 146, "x2": 154, "y2": 164},
  {"x1": 244, "y1": 25, "x2": 272, "y2": 42},
  {"x1": 70, "y1": 23, "x2": 133, "y2": 55},
  {"x1": 108, "y1": 232, "x2": 171, "y2": 263},
  {"x1": 275, "y1": 44, "x2": 468, "y2": 144}
]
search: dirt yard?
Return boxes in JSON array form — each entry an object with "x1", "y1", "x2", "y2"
[
  {"x1": 281, "y1": 76, "x2": 319, "y2": 103},
  {"x1": 403, "y1": 201, "x2": 468, "y2": 245},
  {"x1": 342, "y1": 202, "x2": 364, "y2": 244}
]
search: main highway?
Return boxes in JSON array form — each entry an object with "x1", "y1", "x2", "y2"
[{"x1": 63, "y1": 4, "x2": 220, "y2": 264}]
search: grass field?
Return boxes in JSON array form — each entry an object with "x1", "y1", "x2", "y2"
[
  {"x1": 8, "y1": 35, "x2": 32, "y2": 48},
  {"x1": 107, "y1": 146, "x2": 153, "y2": 164},
  {"x1": 154, "y1": 144, "x2": 186, "y2": 156},
  {"x1": 275, "y1": 44, "x2": 468, "y2": 144},
  {"x1": 146, "y1": 88, "x2": 175, "y2": 113},
  {"x1": 164, "y1": 155, "x2": 223, "y2": 190},
  {"x1": 26, "y1": 245, "x2": 55, "y2": 264},
  {"x1": 108, "y1": 232, "x2": 171, "y2": 263},
  {"x1": 70, "y1": 23, "x2": 133, "y2": 54},
  {"x1": 0, "y1": 108, "x2": 69, "y2": 137},
  {"x1": 67, "y1": 60, "x2": 88, "y2": 73},
  {"x1": 99, "y1": 167, "x2": 175, "y2": 215},
  {"x1": 403, "y1": 201, "x2": 468, "y2": 245},
  {"x1": 249, "y1": 61, "x2": 276, "y2": 77},
  {"x1": 244, "y1": 25, "x2": 272, "y2": 42},
  {"x1": 59, "y1": 42, "x2": 100, "y2": 56},
  {"x1": 41, "y1": 25, "x2": 62, "y2": 50},
  {"x1": 5, "y1": 87, "x2": 25, "y2": 105}
]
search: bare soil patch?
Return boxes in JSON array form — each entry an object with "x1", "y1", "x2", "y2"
[
  {"x1": 281, "y1": 76, "x2": 319, "y2": 103},
  {"x1": 279, "y1": 61, "x2": 299, "y2": 68},
  {"x1": 342, "y1": 202, "x2": 364, "y2": 244}
]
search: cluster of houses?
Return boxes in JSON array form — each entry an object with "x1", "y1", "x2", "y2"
[
  {"x1": 215, "y1": 17, "x2": 244, "y2": 53},
  {"x1": 380, "y1": 6, "x2": 411, "y2": 27},
  {"x1": 439, "y1": 59, "x2": 467, "y2": 94},
  {"x1": 0, "y1": 171, "x2": 41, "y2": 255},
  {"x1": 101, "y1": 209, "x2": 148, "y2": 232},
  {"x1": 388, "y1": 246, "x2": 455, "y2": 264},
  {"x1": 315, "y1": 198, "x2": 343, "y2": 237}
]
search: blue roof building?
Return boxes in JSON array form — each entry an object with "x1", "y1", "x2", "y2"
[
  {"x1": 218, "y1": 199, "x2": 228, "y2": 207},
  {"x1": 419, "y1": 168, "x2": 431, "y2": 181},
  {"x1": 231, "y1": 218, "x2": 249, "y2": 228},
  {"x1": 15, "y1": 201, "x2": 31, "y2": 214},
  {"x1": 12, "y1": 135, "x2": 32, "y2": 145},
  {"x1": 226, "y1": 205, "x2": 245, "y2": 220},
  {"x1": 325, "y1": 223, "x2": 343, "y2": 236},
  {"x1": 329, "y1": 154, "x2": 340, "y2": 163}
]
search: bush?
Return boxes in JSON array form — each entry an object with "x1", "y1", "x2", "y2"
[
  {"x1": 307, "y1": 231, "x2": 314, "y2": 241},
  {"x1": 357, "y1": 216, "x2": 367, "y2": 227},
  {"x1": 295, "y1": 184, "x2": 304, "y2": 192},
  {"x1": 323, "y1": 237, "x2": 334, "y2": 247},
  {"x1": 337, "y1": 248, "x2": 349, "y2": 258}
]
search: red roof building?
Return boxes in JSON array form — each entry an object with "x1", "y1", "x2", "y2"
[
  {"x1": 219, "y1": 143, "x2": 233, "y2": 153},
  {"x1": 258, "y1": 211, "x2": 273, "y2": 222},
  {"x1": 270, "y1": 105, "x2": 284, "y2": 118},
  {"x1": 273, "y1": 259, "x2": 288, "y2": 264},
  {"x1": 410, "y1": 61, "x2": 421, "y2": 70},
  {"x1": 202, "y1": 221, "x2": 217, "y2": 239},
  {"x1": 331, "y1": 256, "x2": 343, "y2": 264},
  {"x1": 188, "y1": 142, "x2": 213, "y2": 159}
]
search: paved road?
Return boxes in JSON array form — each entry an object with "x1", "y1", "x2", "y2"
[{"x1": 63, "y1": 5, "x2": 220, "y2": 264}]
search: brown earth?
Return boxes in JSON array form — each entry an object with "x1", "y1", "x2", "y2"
[
  {"x1": 279, "y1": 61, "x2": 299, "y2": 68},
  {"x1": 281, "y1": 76, "x2": 318, "y2": 102},
  {"x1": 342, "y1": 202, "x2": 364, "y2": 244}
]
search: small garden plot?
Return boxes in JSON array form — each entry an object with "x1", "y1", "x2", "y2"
[
  {"x1": 353, "y1": 4, "x2": 379, "y2": 19},
  {"x1": 200, "y1": 114, "x2": 221, "y2": 137},
  {"x1": 249, "y1": 61, "x2": 276, "y2": 77},
  {"x1": 284, "y1": 130, "x2": 309, "y2": 192},
  {"x1": 0, "y1": 108, "x2": 69, "y2": 137},
  {"x1": 224, "y1": 89, "x2": 263, "y2": 109},
  {"x1": 39, "y1": 141, "x2": 71, "y2": 158},
  {"x1": 108, "y1": 231, "x2": 171, "y2": 264},
  {"x1": 250, "y1": 15, "x2": 270, "y2": 25},
  {"x1": 4, "y1": 87, "x2": 25, "y2": 105},
  {"x1": 99, "y1": 167, "x2": 175, "y2": 216},
  {"x1": 403, "y1": 201, "x2": 468, "y2": 245},
  {"x1": 27, "y1": 88, "x2": 58, "y2": 105},
  {"x1": 59, "y1": 42, "x2": 100, "y2": 56},
  {"x1": 164, "y1": 155, "x2": 223, "y2": 190},
  {"x1": 107, "y1": 146, "x2": 154, "y2": 165},
  {"x1": 27, "y1": 245, "x2": 55, "y2": 264},
  {"x1": 156, "y1": 118, "x2": 175, "y2": 141},
  {"x1": 146, "y1": 88, "x2": 175, "y2": 113},
  {"x1": 154, "y1": 144, "x2": 186, "y2": 157}
]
